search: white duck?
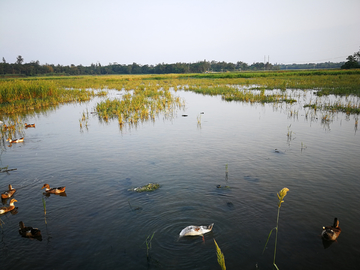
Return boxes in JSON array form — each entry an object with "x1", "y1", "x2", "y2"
[{"x1": 179, "y1": 223, "x2": 214, "y2": 239}]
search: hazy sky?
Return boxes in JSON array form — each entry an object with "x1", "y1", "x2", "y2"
[{"x1": 1, "y1": 0, "x2": 359, "y2": 66}]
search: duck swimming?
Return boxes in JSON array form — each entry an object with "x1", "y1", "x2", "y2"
[
  {"x1": 179, "y1": 223, "x2": 214, "y2": 238},
  {"x1": 0, "y1": 198, "x2": 17, "y2": 214},
  {"x1": 41, "y1": 183, "x2": 66, "y2": 194},
  {"x1": 322, "y1": 218, "x2": 341, "y2": 241},
  {"x1": 25, "y1": 123, "x2": 35, "y2": 128},
  {"x1": 7, "y1": 137, "x2": 24, "y2": 143},
  {"x1": 19, "y1": 221, "x2": 42, "y2": 240},
  {"x1": 1, "y1": 184, "x2": 16, "y2": 199}
]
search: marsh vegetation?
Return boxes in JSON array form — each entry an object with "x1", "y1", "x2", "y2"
[{"x1": 1, "y1": 70, "x2": 359, "y2": 126}]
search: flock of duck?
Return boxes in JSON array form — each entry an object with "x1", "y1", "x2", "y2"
[
  {"x1": 0, "y1": 183, "x2": 66, "y2": 241},
  {"x1": 1, "y1": 121, "x2": 342, "y2": 244},
  {"x1": 1, "y1": 181, "x2": 341, "y2": 243}
]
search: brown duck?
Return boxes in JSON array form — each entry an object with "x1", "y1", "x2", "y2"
[{"x1": 322, "y1": 218, "x2": 341, "y2": 241}]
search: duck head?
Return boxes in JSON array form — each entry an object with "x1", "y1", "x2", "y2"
[{"x1": 41, "y1": 184, "x2": 50, "y2": 190}]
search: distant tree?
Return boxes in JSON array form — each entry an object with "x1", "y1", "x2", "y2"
[
  {"x1": 16, "y1": 55, "x2": 24, "y2": 65},
  {"x1": 131, "y1": 62, "x2": 141, "y2": 74},
  {"x1": 46, "y1": 65, "x2": 54, "y2": 73},
  {"x1": 341, "y1": 49, "x2": 360, "y2": 69},
  {"x1": 236, "y1": 61, "x2": 249, "y2": 71}
]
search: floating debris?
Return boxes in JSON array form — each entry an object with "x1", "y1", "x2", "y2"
[
  {"x1": 0, "y1": 166, "x2": 17, "y2": 173},
  {"x1": 131, "y1": 183, "x2": 160, "y2": 192}
]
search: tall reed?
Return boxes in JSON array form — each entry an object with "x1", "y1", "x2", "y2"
[
  {"x1": 263, "y1": 187, "x2": 289, "y2": 270},
  {"x1": 145, "y1": 232, "x2": 155, "y2": 260}
]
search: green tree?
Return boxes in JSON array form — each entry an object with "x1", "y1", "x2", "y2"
[
  {"x1": 16, "y1": 55, "x2": 24, "y2": 65},
  {"x1": 341, "y1": 49, "x2": 360, "y2": 69}
]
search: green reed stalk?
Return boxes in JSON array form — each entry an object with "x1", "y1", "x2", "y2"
[
  {"x1": 42, "y1": 197, "x2": 47, "y2": 224},
  {"x1": 263, "y1": 187, "x2": 289, "y2": 270},
  {"x1": 145, "y1": 232, "x2": 155, "y2": 259},
  {"x1": 214, "y1": 239, "x2": 226, "y2": 270}
]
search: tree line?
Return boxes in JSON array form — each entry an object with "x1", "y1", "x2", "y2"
[{"x1": 0, "y1": 54, "x2": 353, "y2": 77}]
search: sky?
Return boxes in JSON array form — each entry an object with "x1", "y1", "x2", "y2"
[{"x1": 1, "y1": 0, "x2": 359, "y2": 66}]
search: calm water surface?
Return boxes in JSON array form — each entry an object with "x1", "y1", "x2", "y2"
[{"x1": 1, "y1": 90, "x2": 360, "y2": 270}]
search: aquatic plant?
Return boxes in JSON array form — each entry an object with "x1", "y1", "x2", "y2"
[
  {"x1": 0, "y1": 166, "x2": 17, "y2": 173},
  {"x1": 42, "y1": 197, "x2": 47, "y2": 224},
  {"x1": 197, "y1": 114, "x2": 202, "y2": 125},
  {"x1": 355, "y1": 116, "x2": 358, "y2": 132},
  {"x1": 301, "y1": 142, "x2": 307, "y2": 152},
  {"x1": 95, "y1": 85, "x2": 184, "y2": 128},
  {"x1": 145, "y1": 232, "x2": 155, "y2": 259},
  {"x1": 0, "y1": 165, "x2": 9, "y2": 172},
  {"x1": 79, "y1": 109, "x2": 89, "y2": 130},
  {"x1": 263, "y1": 187, "x2": 289, "y2": 270},
  {"x1": 304, "y1": 103, "x2": 360, "y2": 115},
  {"x1": 286, "y1": 125, "x2": 294, "y2": 142},
  {"x1": 0, "y1": 79, "x2": 102, "y2": 114},
  {"x1": 214, "y1": 239, "x2": 226, "y2": 270},
  {"x1": 131, "y1": 183, "x2": 160, "y2": 192},
  {"x1": 225, "y1": 164, "x2": 228, "y2": 182}
]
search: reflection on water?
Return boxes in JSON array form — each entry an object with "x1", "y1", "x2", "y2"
[{"x1": 0, "y1": 89, "x2": 360, "y2": 269}]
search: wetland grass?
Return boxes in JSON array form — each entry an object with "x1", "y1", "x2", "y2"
[
  {"x1": 2, "y1": 70, "x2": 359, "y2": 125},
  {"x1": 0, "y1": 79, "x2": 104, "y2": 115},
  {"x1": 304, "y1": 102, "x2": 360, "y2": 115},
  {"x1": 95, "y1": 84, "x2": 184, "y2": 128}
]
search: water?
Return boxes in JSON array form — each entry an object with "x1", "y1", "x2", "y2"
[{"x1": 1, "y1": 90, "x2": 360, "y2": 269}]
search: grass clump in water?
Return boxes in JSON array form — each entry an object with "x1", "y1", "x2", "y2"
[
  {"x1": 0, "y1": 79, "x2": 101, "y2": 114},
  {"x1": 95, "y1": 85, "x2": 184, "y2": 127},
  {"x1": 132, "y1": 183, "x2": 160, "y2": 192}
]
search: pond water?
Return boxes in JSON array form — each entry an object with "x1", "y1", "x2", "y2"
[{"x1": 0, "y1": 89, "x2": 360, "y2": 270}]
